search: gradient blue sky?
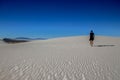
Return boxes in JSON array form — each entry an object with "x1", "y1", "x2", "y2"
[{"x1": 0, "y1": 0, "x2": 120, "y2": 38}]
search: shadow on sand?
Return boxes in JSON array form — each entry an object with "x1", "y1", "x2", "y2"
[{"x1": 94, "y1": 45, "x2": 115, "y2": 47}]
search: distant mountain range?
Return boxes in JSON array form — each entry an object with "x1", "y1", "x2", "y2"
[
  {"x1": 15, "y1": 37, "x2": 47, "y2": 40},
  {"x1": 2, "y1": 37, "x2": 47, "y2": 43}
]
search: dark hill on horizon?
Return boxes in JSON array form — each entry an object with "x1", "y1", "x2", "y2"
[
  {"x1": 15, "y1": 37, "x2": 47, "y2": 40},
  {"x1": 2, "y1": 37, "x2": 47, "y2": 44}
]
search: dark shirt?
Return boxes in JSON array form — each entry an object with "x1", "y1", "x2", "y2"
[{"x1": 89, "y1": 32, "x2": 94, "y2": 41}]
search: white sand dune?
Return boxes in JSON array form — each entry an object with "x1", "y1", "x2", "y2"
[{"x1": 0, "y1": 36, "x2": 120, "y2": 80}]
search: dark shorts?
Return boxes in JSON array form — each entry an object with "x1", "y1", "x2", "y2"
[{"x1": 89, "y1": 38, "x2": 94, "y2": 41}]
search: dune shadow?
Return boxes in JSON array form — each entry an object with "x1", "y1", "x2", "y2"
[{"x1": 94, "y1": 45, "x2": 115, "y2": 47}]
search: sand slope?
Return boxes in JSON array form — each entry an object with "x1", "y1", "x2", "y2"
[{"x1": 0, "y1": 36, "x2": 120, "y2": 80}]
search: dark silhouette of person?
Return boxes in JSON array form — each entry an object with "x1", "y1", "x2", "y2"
[{"x1": 89, "y1": 30, "x2": 95, "y2": 47}]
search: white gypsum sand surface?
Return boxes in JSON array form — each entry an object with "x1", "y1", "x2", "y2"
[{"x1": 0, "y1": 36, "x2": 120, "y2": 80}]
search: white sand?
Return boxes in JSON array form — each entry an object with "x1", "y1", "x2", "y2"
[{"x1": 0, "y1": 36, "x2": 120, "y2": 80}]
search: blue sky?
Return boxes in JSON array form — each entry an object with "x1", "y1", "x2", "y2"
[{"x1": 0, "y1": 0, "x2": 120, "y2": 38}]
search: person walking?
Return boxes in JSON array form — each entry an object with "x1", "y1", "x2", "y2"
[{"x1": 89, "y1": 30, "x2": 95, "y2": 47}]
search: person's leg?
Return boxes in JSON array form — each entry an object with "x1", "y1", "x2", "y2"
[{"x1": 90, "y1": 40, "x2": 93, "y2": 47}]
